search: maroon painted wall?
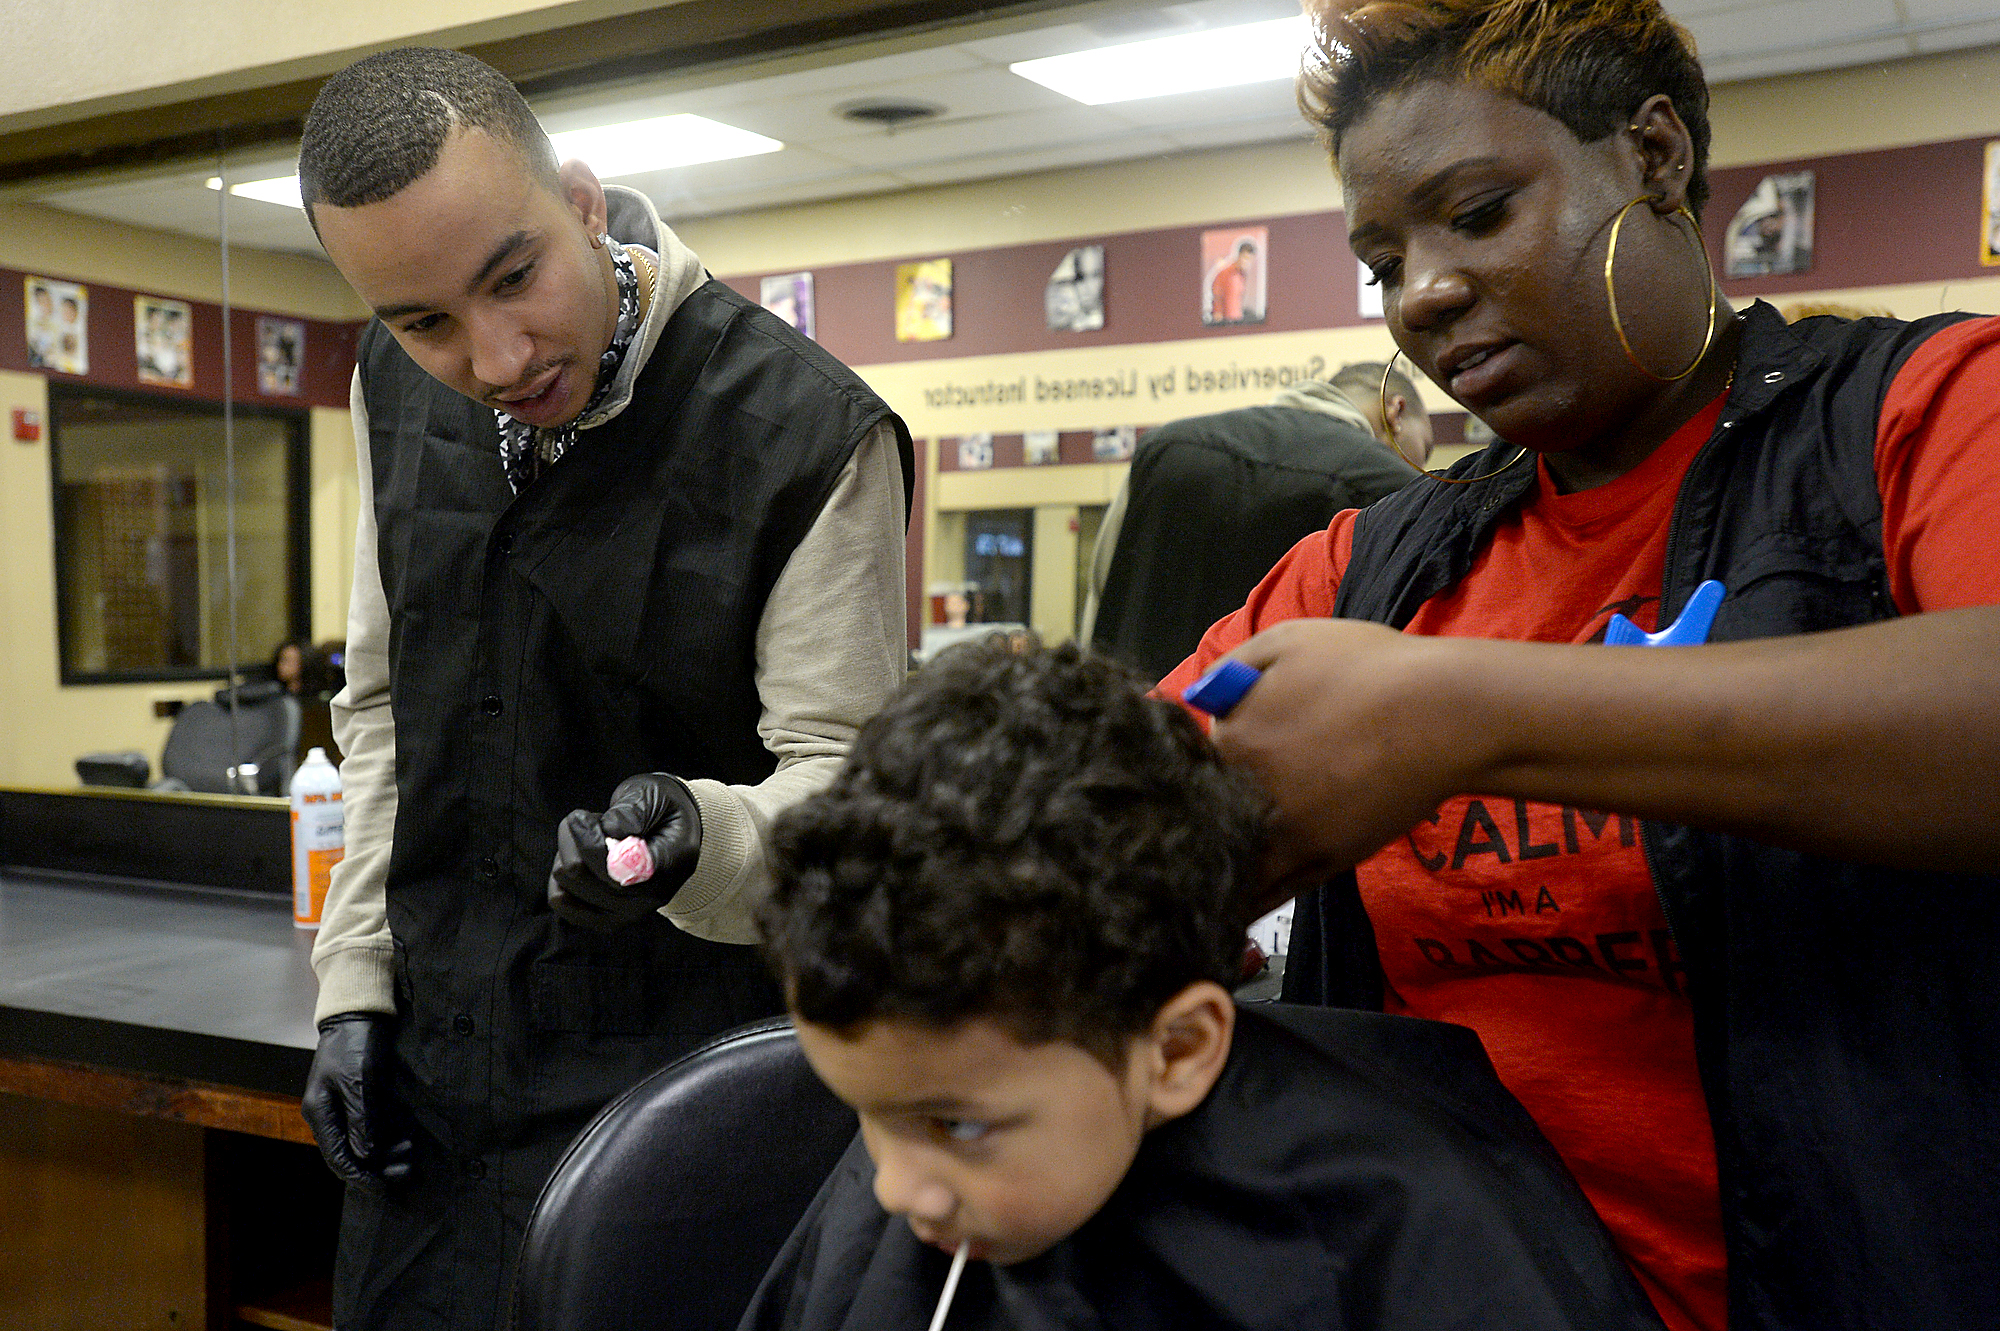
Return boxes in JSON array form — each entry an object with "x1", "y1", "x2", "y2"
[
  {"x1": 1, "y1": 264, "x2": 360, "y2": 411},
  {"x1": 721, "y1": 132, "x2": 1998, "y2": 379}
]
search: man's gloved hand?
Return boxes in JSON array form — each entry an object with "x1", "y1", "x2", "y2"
[
  {"x1": 301, "y1": 1012, "x2": 415, "y2": 1189},
  {"x1": 548, "y1": 773, "x2": 703, "y2": 930}
]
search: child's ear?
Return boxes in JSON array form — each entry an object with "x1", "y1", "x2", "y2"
[{"x1": 1140, "y1": 981, "x2": 1235, "y2": 1128}]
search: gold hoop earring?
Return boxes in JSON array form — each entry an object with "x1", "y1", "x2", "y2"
[
  {"x1": 1381, "y1": 352, "x2": 1529, "y2": 485},
  {"x1": 1605, "y1": 197, "x2": 1717, "y2": 382}
]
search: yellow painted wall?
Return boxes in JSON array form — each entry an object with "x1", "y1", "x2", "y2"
[
  {"x1": 0, "y1": 370, "x2": 214, "y2": 786},
  {"x1": 0, "y1": 201, "x2": 362, "y2": 320},
  {"x1": 0, "y1": 200, "x2": 360, "y2": 784}
]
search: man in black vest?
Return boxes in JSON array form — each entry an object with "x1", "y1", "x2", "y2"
[
  {"x1": 1082, "y1": 361, "x2": 1430, "y2": 682},
  {"x1": 293, "y1": 48, "x2": 913, "y2": 1329}
]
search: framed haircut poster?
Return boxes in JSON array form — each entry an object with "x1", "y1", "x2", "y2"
[
  {"x1": 26, "y1": 276, "x2": 87, "y2": 374},
  {"x1": 1045, "y1": 245, "x2": 1104, "y2": 332},
  {"x1": 896, "y1": 258, "x2": 953, "y2": 342},
  {"x1": 1983, "y1": 141, "x2": 2000, "y2": 266},
  {"x1": 1201, "y1": 227, "x2": 1266, "y2": 326},
  {"x1": 760, "y1": 271, "x2": 815, "y2": 337},
  {"x1": 136, "y1": 296, "x2": 194, "y2": 387},
  {"x1": 258, "y1": 317, "x2": 305, "y2": 394},
  {"x1": 1724, "y1": 171, "x2": 1815, "y2": 278}
]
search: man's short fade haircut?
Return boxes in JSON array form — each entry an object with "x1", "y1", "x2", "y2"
[
  {"x1": 298, "y1": 46, "x2": 559, "y2": 227},
  {"x1": 759, "y1": 640, "x2": 1267, "y2": 1068},
  {"x1": 1300, "y1": 0, "x2": 1713, "y2": 217}
]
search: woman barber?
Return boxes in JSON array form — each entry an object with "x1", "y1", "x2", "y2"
[{"x1": 1162, "y1": 3, "x2": 2000, "y2": 1328}]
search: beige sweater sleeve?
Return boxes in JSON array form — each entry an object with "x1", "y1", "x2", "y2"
[
  {"x1": 668, "y1": 420, "x2": 909, "y2": 941},
  {"x1": 309, "y1": 370, "x2": 400, "y2": 1023},
  {"x1": 308, "y1": 405, "x2": 909, "y2": 1012}
]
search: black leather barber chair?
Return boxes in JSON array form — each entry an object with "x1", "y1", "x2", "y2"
[
  {"x1": 511, "y1": 1018, "x2": 858, "y2": 1331},
  {"x1": 157, "y1": 681, "x2": 300, "y2": 795}
]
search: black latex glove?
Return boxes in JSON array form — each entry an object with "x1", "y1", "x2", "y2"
[
  {"x1": 548, "y1": 772, "x2": 703, "y2": 930},
  {"x1": 301, "y1": 1012, "x2": 416, "y2": 1190}
]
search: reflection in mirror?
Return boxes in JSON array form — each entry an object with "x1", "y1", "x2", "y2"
[{"x1": 50, "y1": 387, "x2": 307, "y2": 683}]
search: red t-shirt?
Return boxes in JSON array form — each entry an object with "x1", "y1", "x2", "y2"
[{"x1": 1162, "y1": 315, "x2": 2000, "y2": 1331}]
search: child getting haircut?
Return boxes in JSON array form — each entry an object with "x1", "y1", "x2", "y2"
[{"x1": 746, "y1": 641, "x2": 1665, "y2": 1331}]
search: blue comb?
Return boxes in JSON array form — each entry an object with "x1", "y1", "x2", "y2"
[
  {"x1": 1182, "y1": 658, "x2": 1262, "y2": 718},
  {"x1": 1606, "y1": 579, "x2": 1725, "y2": 647}
]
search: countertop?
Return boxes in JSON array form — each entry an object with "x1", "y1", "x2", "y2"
[{"x1": 0, "y1": 870, "x2": 318, "y2": 1096}]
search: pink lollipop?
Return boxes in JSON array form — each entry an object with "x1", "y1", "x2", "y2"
[{"x1": 605, "y1": 835, "x2": 656, "y2": 886}]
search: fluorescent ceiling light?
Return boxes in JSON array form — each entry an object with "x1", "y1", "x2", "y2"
[
  {"x1": 206, "y1": 175, "x2": 303, "y2": 209},
  {"x1": 197, "y1": 113, "x2": 778, "y2": 213},
  {"x1": 1010, "y1": 15, "x2": 1311, "y2": 105},
  {"x1": 548, "y1": 114, "x2": 783, "y2": 177}
]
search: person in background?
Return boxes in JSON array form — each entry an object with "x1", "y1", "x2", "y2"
[
  {"x1": 1082, "y1": 360, "x2": 1430, "y2": 681},
  {"x1": 293, "y1": 47, "x2": 911, "y2": 1330},
  {"x1": 270, "y1": 638, "x2": 331, "y2": 696},
  {"x1": 1163, "y1": 2, "x2": 2000, "y2": 1327},
  {"x1": 746, "y1": 641, "x2": 1666, "y2": 1331}
]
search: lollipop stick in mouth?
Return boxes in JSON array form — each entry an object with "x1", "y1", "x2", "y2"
[{"x1": 926, "y1": 1240, "x2": 970, "y2": 1331}]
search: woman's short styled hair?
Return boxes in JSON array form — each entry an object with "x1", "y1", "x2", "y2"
[
  {"x1": 1300, "y1": 0, "x2": 1713, "y2": 216},
  {"x1": 759, "y1": 641, "x2": 1267, "y2": 1068}
]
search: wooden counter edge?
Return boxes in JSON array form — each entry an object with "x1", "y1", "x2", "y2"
[{"x1": 0, "y1": 1051, "x2": 313, "y2": 1144}]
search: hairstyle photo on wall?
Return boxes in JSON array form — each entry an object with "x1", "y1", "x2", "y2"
[
  {"x1": 1045, "y1": 245, "x2": 1105, "y2": 332},
  {"x1": 956, "y1": 433, "x2": 994, "y2": 470},
  {"x1": 896, "y1": 258, "x2": 953, "y2": 342},
  {"x1": 760, "y1": 270, "x2": 816, "y2": 338},
  {"x1": 1983, "y1": 141, "x2": 2000, "y2": 267},
  {"x1": 1201, "y1": 226, "x2": 1266, "y2": 326},
  {"x1": 26, "y1": 276, "x2": 87, "y2": 375},
  {"x1": 1725, "y1": 171, "x2": 1816, "y2": 278},
  {"x1": 1093, "y1": 425, "x2": 1136, "y2": 460},
  {"x1": 135, "y1": 297, "x2": 193, "y2": 388},
  {"x1": 257, "y1": 316, "x2": 305, "y2": 395}
]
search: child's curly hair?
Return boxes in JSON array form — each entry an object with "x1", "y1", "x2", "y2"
[
  {"x1": 1300, "y1": 0, "x2": 1713, "y2": 216},
  {"x1": 759, "y1": 640, "x2": 1267, "y2": 1067}
]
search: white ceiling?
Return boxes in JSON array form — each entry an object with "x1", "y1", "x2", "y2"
[{"x1": 34, "y1": 0, "x2": 2000, "y2": 258}]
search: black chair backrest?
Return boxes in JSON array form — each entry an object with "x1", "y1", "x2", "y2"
[
  {"x1": 159, "y1": 686, "x2": 299, "y2": 794},
  {"x1": 512, "y1": 1018, "x2": 858, "y2": 1331}
]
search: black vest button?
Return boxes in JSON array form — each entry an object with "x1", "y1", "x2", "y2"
[
  {"x1": 496, "y1": 533, "x2": 513, "y2": 555},
  {"x1": 465, "y1": 1157, "x2": 487, "y2": 1179},
  {"x1": 477, "y1": 855, "x2": 499, "y2": 879},
  {"x1": 452, "y1": 1013, "x2": 475, "y2": 1036},
  {"x1": 480, "y1": 695, "x2": 503, "y2": 716}
]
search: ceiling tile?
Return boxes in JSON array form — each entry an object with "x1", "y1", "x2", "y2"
[
  {"x1": 1899, "y1": 0, "x2": 2000, "y2": 20},
  {"x1": 1165, "y1": 114, "x2": 1318, "y2": 153},
  {"x1": 1700, "y1": 34, "x2": 1917, "y2": 81},
  {"x1": 1095, "y1": 79, "x2": 1303, "y2": 128},
  {"x1": 890, "y1": 132, "x2": 1180, "y2": 186},
  {"x1": 1683, "y1": 0, "x2": 1901, "y2": 58},
  {"x1": 1908, "y1": 13, "x2": 2000, "y2": 49},
  {"x1": 609, "y1": 144, "x2": 860, "y2": 196},
  {"x1": 700, "y1": 66, "x2": 1084, "y2": 146},
  {"x1": 657, "y1": 170, "x2": 911, "y2": 222},
  {"x1": 812, "y1": 105, "x2": 1128, "y2": 169},
  {"x1": 679, "y1": 46, "x2": 991, "y2": 112}
]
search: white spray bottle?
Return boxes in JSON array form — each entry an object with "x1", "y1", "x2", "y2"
[{"x1": 289, "y1": 748, "x2": 344, "y2": 930}]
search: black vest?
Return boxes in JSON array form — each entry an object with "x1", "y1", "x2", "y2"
[
  {"x1": 360, "y1": 279, "x2": 910, "y2": 1156},
  {"x1": 1286, "y1": 303, "x2": 2000, "y2": 1330}
]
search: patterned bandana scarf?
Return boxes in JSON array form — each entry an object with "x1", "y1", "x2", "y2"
[{"x1": 495, "y1": 236, "x2": 642, "y2": 493}]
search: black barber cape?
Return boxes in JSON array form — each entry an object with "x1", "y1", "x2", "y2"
[{"x1": 740, "y1": 1005, "x2": 1665, "y2": 1331}]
